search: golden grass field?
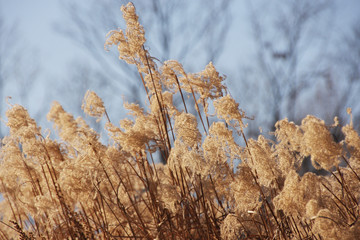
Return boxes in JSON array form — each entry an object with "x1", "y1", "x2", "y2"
[{"x1": 0, "y1": 3, "x2": 359, "y2": 239}]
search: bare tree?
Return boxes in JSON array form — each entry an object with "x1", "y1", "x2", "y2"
[
  {"x1": 0, "y1": 12, "x2": 41, "y2": 138},
  {"x1": 240, "y1": 0, "x2": 334, "y2": 136},
  {"x1": 319, "y1": 19, "x2": 360, "y2": 138},
  {"x1": 0, "y1": 16, "x2": 40, "y2": 137},
  {"x1": 0, "y1": 17, "x2": 17, "y2": 137},
  {"x1": 335, "y1": 20, "x2": 360, "y2": 121}
]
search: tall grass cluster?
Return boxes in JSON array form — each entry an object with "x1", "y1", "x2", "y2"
[{"x1": 1, "y1": 3, "x2": 359, "y2": 239}]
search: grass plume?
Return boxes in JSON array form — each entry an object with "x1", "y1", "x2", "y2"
[{"x1": 0, "y1": 3, "x2": 359, "y2": 239}]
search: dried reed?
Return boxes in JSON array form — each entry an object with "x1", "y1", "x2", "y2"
[{"x1": 0, "y1": 2, "x2": 359, "y2": 239}]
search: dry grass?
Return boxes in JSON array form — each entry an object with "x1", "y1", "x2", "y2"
[{"x1": 0, "y1": 3, "x2": 359, "y2": 239}]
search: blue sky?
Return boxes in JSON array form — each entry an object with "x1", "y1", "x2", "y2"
[
  {"x1": 3, "y1": 0, "x2": 358, "y2": 82},
  {"x1": 1, "y1": 0, "x2": 360, "y2": 134}
]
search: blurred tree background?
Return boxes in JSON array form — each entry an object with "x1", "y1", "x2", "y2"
[
  {"x1": 0, "y1": 0, "x2": 359, "y2": 140},
  {"x1": 0, "y1": 9, "x2": 40, "y2": 138}
]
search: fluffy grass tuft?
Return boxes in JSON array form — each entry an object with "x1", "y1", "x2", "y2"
[{"x1": 0, "y1": 2, "x2": 359, "y2": 239}]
